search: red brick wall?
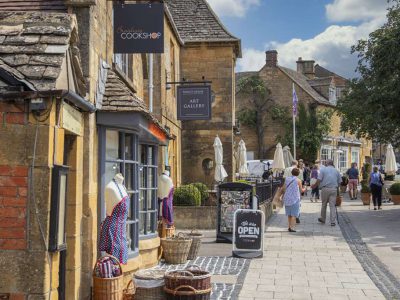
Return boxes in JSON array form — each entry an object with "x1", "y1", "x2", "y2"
[
  {"x1": 0, "y1": 103, "x2": 27, "y2": 125},
  {"x1": 0, "y1": 165, "x2": 28, "y2": 250}
]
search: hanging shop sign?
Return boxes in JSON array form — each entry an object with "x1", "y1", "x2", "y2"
[
  {"x1": 233, "y1": 209, "x2": 264, "y2": 258},
  {"x1": 114, "y1": 3, "x2": 164, "y2": 53},
  {"x1": 177, "y1": 85, "x2": 212, "y2": 120}
]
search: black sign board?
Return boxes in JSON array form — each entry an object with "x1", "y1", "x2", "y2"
[
  {"x1": 114, "y1": 3, "x2": 164, "y2": 53},
  {"x1": 177, "y1": 85, "x2": 212, "y2": 120},
  {"x1": 233, "y1": 209, "x2": 264, "y2": 258}
]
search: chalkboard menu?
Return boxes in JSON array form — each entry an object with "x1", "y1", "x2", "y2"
[{"x1": 233, "y1": 209, "x2": 264, "y2": 258}]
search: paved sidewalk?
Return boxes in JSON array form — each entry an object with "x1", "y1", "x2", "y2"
[{"x1": 238, "y1": 202, "x2": 385, "y2": 300}]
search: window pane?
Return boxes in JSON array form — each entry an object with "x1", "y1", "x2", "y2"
[
  {"x1": 140, "y1": 166, "x2": 145, "y2": 188},
  {"x1": 148, "y1": 146, "x2": 154, "y2": 165},
  {"x1": 146, "y1": 213, "x2": 153, "y2": 233},
  {"x1": 139, "y1": 213, "x2": 145, "y2": 235},
  {"x1": 147, "y1": 190, "x2": 153, "y2": 210},
  {"x1": 125, "y1": 164, "x2": 133, "y2": 191},
  {"x1": 139, "y1": 189, "x2": 145, "y2": 210},
  {"x1": 140, "y1": 145, "x2": 147, "y2": 164},
  {"x1": 105, "y1": 162, "x2": 120, "y2": 185},
  {"x1": 126, "y1": 223, "x2": 132, "y2": 249},
  {"x1": 148, "y1": 167, "x2": 153, "y2": 187},
  {"x1": 125, "y1": 134, "x2": 133, "y2": 160},
  {"x1": 106, "y1": 130, "x2": 119, "y2": 160}
]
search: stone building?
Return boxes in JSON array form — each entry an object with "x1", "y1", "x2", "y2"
[
  {"x1": 166, "y1": 0, "x2": 241, "y2": 186},
  {"x1": 236, "y1": 50, "x2": 372, "y2": 172},
  {"x1": 0, "y1": 2, "x2": 172, "y2": 300}
]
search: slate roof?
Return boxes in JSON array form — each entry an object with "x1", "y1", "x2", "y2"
[
  {"x1": 308, "y1": 77, "x2": 333, "y2": 87},
  {"x1": 315, "y1": 64, "x2": 348, "y2": 83},
  {"x1": 278, "y1": 66, "x2": 332, "y2": 106},
  {"x1": 0, "y1": 11, "x2": 86, "y2": 95},
  {"x1": 165, "y1": 0, "x2": 241, "y2": 56},
  {"x1": 101, "y1": 69, "x2": 172, "y2": 139}
]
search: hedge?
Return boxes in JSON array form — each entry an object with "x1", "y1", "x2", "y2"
[{"x1": 173, "y1": 184, "x2": 201, "y2": 206}]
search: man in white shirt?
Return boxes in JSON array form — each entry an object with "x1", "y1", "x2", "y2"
[{"x1": 284, "y1": 160, "x2": 298, "y2": 178}]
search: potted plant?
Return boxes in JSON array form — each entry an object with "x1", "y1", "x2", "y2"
[
  {"x1": 340, "y1": 175, "x2": 348, "y2": 193},
  {"x1": 389, "y1": 182, "x2": 400, "y2": 205},
  {"x1": 360, "y1": 180, "x2": 371, "y2": 205}
]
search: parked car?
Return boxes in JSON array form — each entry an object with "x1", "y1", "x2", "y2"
[{"x1": 246, "y1": 159, "x2": 274, "y2": 177}]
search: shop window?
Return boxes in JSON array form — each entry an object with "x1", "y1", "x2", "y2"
[
  {"x1": 321, "y1": 147, "x2": 332, "y2": 165},
  {"x1": 339, "y1": 150, "x2": 348, "y2": 172},
  {"x1": 114, "y1": 53, "x2": 133, "y2": 82},
  {"x1": 103, "y1": 129, "x2": 140, "y2": 256},
  {"x1": 351, "y1": 150, "x2": 360, "y2": 166},
  {"x1": 139, "y1": 145, "x2": 158, "y2": 237}
]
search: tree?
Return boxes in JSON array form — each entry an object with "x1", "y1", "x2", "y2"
[
  {"x1": 237, "y1": 75, "x2": 273, "y2": 158},
  {"x1": 337, "y1": 0, "x2": 400, "y2": 146},
  {"x1": 278, "y1": 104, "x2": 333, "y2": 163}
]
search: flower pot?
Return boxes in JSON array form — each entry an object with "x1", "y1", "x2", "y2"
[
  {"x1": 361, "y1": 192, "x2": 371, "y2": 205},
  {"x1": 392, "y1": 195, "x2": 400, "y2": 205},
  {"x1": 336, "y1": 195, "x2": 343, "y2": 206},
  {"x1": 340, "y1": 185, "x2": 347, "y2": 193}
]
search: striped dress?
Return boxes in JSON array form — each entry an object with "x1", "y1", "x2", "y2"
[{"x1": 99, "y1": 180, "x2": 130, "y2": 264}]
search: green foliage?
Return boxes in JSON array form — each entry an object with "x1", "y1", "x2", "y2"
[
  {"x1": 278, "y1": 104, "x2": 333, "y2": 163},
  {"x1": 237, "y1": 109, "x2": 257, "y2": 128},
  {"x1": 237, "y1": 75, "x2": 274, "y2": 158},
  {"x1": 337, "y1": 1, "x2": 400, "y2": 146},
  {"x1": 362, "y1": 163, "x2": 372, "y2": 180},
  {"x1": 270, "y1": 105, "x2": 290, "y2": 121},
  {"x1": 360, "y1": 180, "x2": 371, "y2": 193},
  {"x1": 191, "y1": 182, "x2": 209, "y2": 206},
  {"x1": 389, "y1": 182, "x2": 400, "y2": 195},
  {"x1": 173, "y1": 185, "x2": 201, "y2": 206}
]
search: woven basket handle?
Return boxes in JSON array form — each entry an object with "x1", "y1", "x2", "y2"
[
  {"x1": 186, "y1": 265, "x2": 201, "y2": 271},
  {"x1": 176, "y1": 232, "x2": 187, "y2": 239},
  {"x1": 174, "y1": 270, "x2": 194, "y2": 277},
  {"x1": 93, "y1": 254, "x2": 122, "y2": 276},
  {"x1": 174, "y1": 285, "x2": 198, "y2": 294},
  {"x1": 124, "y1": 279, "x2": 136, "y2": 293}
]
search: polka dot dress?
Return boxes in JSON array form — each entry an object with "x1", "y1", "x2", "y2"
[{"x1": 99, "y1": 180, "x2": 130, "y2": 264}]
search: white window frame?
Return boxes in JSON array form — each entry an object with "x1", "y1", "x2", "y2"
[
  {"x1": 321, "y1": 145, "x2": 333, "y2": 165},
  {"x1": 339, "y1": 148, "x2": 348, "y2": 173},
  {"x1": 351, "y1": 149, "x2": 360, "y2": 167}
]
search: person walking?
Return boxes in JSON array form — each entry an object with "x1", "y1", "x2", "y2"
[
  {"x1": 369, "y1": 166, "x2": 384, "y2": 210},
  {"x1": 310, "y1": 164, "x2": 320, "y2": 202},
  {"x1": 282, "y1": 168, "x2": 305, "y2": 232},
  {"x1": 283, "y1": 160, "x2": 298, "y2": 178},
  {"x1": 346, "y1": 163, "x2": 359, "y2": 200},
  {"x1": 312, "y1": 159, "x2": 341, "y2": 226}
]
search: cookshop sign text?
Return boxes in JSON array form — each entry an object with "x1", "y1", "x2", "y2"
[{"x1": 114, "y1": 3, "x2": 164, "y2": 53}]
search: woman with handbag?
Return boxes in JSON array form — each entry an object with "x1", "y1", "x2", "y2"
[
  {"x1": 282, "y1": 168, "x2": 306, "y2": 232},
  {"x1": 369, "y1": 166, "x2": 384, "y2": 210}
]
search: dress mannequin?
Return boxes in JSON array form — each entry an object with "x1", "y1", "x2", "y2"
[
  {"x1": 157, "y1": 170, "x2": 174, "y2": 233},
  {"x1": 99, "y1": 173, "x2": 130, "y2": 264},
  {"x1": 105, "y1": 173, "x2": 128, "y2": 216}
]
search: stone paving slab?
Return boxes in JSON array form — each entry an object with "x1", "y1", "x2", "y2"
[{"x1": 238, "y1": 202, "x2": 385, "y2": 300}]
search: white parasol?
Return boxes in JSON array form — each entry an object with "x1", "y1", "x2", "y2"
[
  {"x1": 238, "y1": 139, "x2": 249, "y2": 176},
  {"x1": 282, "y1": 145, "x2": 294, "y2": 168},
  {"x1": 385, "y1": 144, "x2": 397, "y2": 176},
  {"x1": 214, "y1": 136, "x2": 228, "y2": 182},
  {"x1": 271, "y1": 143, "x2": 285, "y2": 172}
]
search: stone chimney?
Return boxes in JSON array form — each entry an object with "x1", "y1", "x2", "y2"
[
  {"x1": 265, "y1": 50, "x2": 278, "y2": 68},
  {"x1": 296, "y1": 57, "x2": 315, "y2": 79}
]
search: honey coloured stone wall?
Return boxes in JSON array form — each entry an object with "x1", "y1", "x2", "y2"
[{"x1": 180, "y1": 43, "x2": 236, "y2": 185}]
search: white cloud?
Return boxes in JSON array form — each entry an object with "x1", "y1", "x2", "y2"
[
  {"x1": 326, "y1": 0, "x2": 388, "y2": 22},
  {"x1": 237, "y1": 2, "x2": 388, "y2": 78},
  {"x1": 206, "y1": 0, "x2": 260, "y2": 18}
]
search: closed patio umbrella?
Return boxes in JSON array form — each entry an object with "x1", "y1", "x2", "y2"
[
  {"x1": 283, "y1": 146, "x2": 294, "y2": 168},
  {"x1": 385, "y1": 144, "x2": 397, "y2": 176},
  {"x1": 214, "y1": 136, "x2": 228, "y2": 182},
  {"x1": 238, "y1": 139, "x2": 249, "y2": 176},
  {"x1": 271, "y1": 143, "x2": 285, "y2": 172}
]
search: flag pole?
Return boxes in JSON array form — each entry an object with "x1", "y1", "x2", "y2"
[{"x1": 292, "y1": 83, "x2": 297, "y2": 160}]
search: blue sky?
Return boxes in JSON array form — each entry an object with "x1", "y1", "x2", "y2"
[{"x1": 207, "y1": 0, "x2": 389, "y2": 78}]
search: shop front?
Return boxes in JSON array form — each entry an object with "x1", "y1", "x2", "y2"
[{"x1": 97, "y1": 70, "x2": 170, "y2": 276}]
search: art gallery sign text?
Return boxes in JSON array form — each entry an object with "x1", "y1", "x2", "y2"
[
  {"x1": 114, "y1": 3, "x2": 164, "y2": 53},
  {"x1": 177, "y1": 85, "x2": 212, "y2": 120}
]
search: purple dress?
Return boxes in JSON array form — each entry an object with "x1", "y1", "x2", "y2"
[
  {"x1": 162, "y1": 188, "x2": 174, "y2": 226},
  {"x1": 99, "y1": 180, "x2": 130, "y2": 264}
]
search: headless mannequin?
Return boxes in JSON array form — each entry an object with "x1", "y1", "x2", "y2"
[
  {"x1": 105, "y1": 173, "x2": 128, "y2": 216},
  {"x1": 158, "y1": 170, "x2": 173, "y2": 199}
]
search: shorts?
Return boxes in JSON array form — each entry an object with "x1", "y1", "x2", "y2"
[
  {"x1": 285, "y1": 202, "x2": 300, "y2": 217},
  {"x1": 348, "y1": 179, "x2": 358, "y2": 189}
]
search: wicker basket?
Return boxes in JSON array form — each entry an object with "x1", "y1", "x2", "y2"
[
  {"x1": 158, "y1": 220, "x2": 175, "y2": 238},
  {"x1": 164, "y1": 285, "x2": 212, "y2": 300},
  {"x1": 134, "y1": 269, "x2": 166, "y2": 300},
  {"x1": 186, "y1": 231, "x2": 203, "y2": 260},
  {"x1": 164, "y1": 266, "x2": 211, "y2": 292},
  {"x1": 161, "y1": 233, "x2": 192, "y2": 264},
  {"x1": 93, "y1": 256, "x2": 124, "y2": 300},
  {"x1": 123, "y1": 280, "x2": 135, "y2": 300}
]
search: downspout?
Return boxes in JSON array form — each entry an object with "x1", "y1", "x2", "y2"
[{"x1": 149, "y1": 53, "x2": 154, "y2": 112}]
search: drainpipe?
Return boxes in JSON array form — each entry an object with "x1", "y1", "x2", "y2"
[{"x1": 149, "y1": 53, "x2": 153, "y2": 112}]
